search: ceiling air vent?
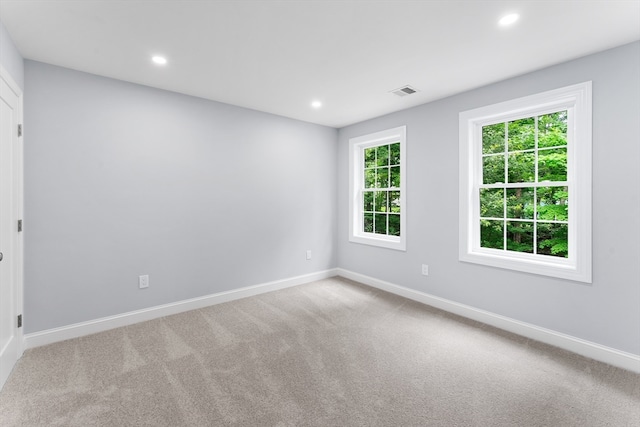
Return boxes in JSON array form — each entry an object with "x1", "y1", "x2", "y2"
[{"x1": 391, "y1": 85, "x2": 418, "y2": 97}]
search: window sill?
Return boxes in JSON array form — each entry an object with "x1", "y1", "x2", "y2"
[
  {"x1": 459, "y1": 248, "x2": 591, "y2": 283},
  {"x1": 350, "y1": 234, "x2": 406, "y2": 251}
]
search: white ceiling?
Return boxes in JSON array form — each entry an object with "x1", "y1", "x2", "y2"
[{"x1": 1, "y1": 1, "x2": 639, "y2": 128}]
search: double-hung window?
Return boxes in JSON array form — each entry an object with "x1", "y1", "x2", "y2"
[
  {"x1": 459, "y1": 82, "x2": 592, "y2": 282},
  {"x1": 349, "y1": 126, "x2": 406, "y2": 251}
]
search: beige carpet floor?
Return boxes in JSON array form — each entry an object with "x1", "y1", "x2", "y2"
[{"x1": 1, "y1": 277, "x2": 639, "y2": 426}]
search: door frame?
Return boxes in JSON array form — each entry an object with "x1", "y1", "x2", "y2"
[{"x1": 1, "y1": 64, "x2": 24, "y2": 365}]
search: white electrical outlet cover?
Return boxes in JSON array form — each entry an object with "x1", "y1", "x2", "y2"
[{"x1": 139, "y1": 275, "x2": 149, "y2": 288}]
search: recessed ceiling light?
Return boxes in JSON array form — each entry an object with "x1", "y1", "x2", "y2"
[
  {"x1": 311, "y1": 100, "x2": 322, "y2": 109},
  {"x1": 499, "y1": 13, "x2": 519, "y2": 27},
  {"x1": 152, "y1": 56, "x2": 167, "y2": 65}
]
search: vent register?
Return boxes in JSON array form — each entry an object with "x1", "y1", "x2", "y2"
[{"x1": 391, "y1": 85, "x2": 418, "y2": 97}]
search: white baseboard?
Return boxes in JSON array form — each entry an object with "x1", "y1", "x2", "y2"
[
  {"x1": 24, "y1": 269, "x2": 338, "y2": 350},
  {"x1": 24, "y1": 267, "x2": 639, "y2": 373},
  {"x1": 336, "y1": 268, "x2": 640, "y2": 373}
]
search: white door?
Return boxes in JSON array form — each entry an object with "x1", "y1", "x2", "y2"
[{"x1": 0, "y1": 68, "x2": 22, "y2": 390}]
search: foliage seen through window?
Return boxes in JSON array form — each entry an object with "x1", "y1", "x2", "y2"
[
  {"x1": 480, "y1": 111, "x2": 568, "y2": 257},
  {"x1": 363, "y1": 142, "x2": 401, "y2": 237}
]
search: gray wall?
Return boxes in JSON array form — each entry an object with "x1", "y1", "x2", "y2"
[
  {"x1": 24, "y1": 61, "x2": 337, "y2": 333},
  {"x1": 0, "y1": 19, "x2": 23, "y2": 89},
  {"x1": 20, "y1": 41, "x2": 640, "y2": 356},
  {"x1": 337, "y1": 42, "x2": 640, "y2": 356}
]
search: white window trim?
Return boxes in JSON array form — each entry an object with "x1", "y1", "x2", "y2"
[
  {"x1": 349, "y1": 126, "x2": 406, "y2": 251},
  {"x1": 459, "y1": 82, "x2": 592, "y2": 283}
]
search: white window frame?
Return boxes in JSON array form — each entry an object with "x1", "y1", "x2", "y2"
[
  {"x1": 459, "y1": 82, "x2": 592, "y2": 283},
  {"x1": 349, "y1": 126, "x2": 406, "y2": 251}
]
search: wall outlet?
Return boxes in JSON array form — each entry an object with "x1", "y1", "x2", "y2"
[
  {"x1": 421, "y1": 264, "x2": 429, "y2": 276},
  {"x1": 306, "y1": 250, "x2": 312, "y2": 260},
  {"x1": 139, "y1": 274, "x2": 149, "y2": 289}
]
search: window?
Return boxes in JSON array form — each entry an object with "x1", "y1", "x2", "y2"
[
  {"x1": 459, "y1": 82, "x2": 592, "y2": 282},
  {"x1": 349, "y1": 126, "x2": 406, "y2": 251}
]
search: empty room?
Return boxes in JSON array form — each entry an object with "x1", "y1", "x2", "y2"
[{"x1": 0, "y1": 1, "x2": 639, "y2": 426}]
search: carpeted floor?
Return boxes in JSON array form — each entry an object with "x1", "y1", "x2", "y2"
[{"x1": 1, "y1": 277, "x2": 639, "y2": 426}]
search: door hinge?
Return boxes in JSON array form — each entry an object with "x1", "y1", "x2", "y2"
[
  {"x1": 18, "y1": 219, "x2": 23, "y2": 232},
  {"x1": 18, "y1": 124, "x2": 22, "y2": 137},
  {"x1": 17, "y1": 314, "x2": 22, "y2": 328}
]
